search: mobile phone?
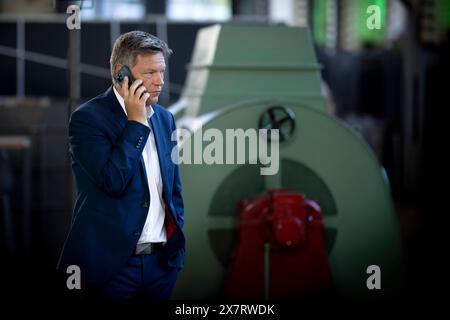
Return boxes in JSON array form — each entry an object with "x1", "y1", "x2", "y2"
[{"x1": 115, "y1": 66, "x2": 135, "y2": 88}]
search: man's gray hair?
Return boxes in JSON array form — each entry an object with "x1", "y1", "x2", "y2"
[{"x1": 110, "y1": 30, "x2": 172, "y2": 81}]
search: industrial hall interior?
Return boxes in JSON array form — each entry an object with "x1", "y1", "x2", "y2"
[{"x1": 0, "y1": 0, "x2": 448, "y2": 304}]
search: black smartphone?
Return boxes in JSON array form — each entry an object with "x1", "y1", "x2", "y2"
[{"x1": 115, "y1": 66, "x2": 135, "y2": 88}]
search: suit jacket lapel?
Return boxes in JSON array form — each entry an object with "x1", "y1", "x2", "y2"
[
  {"x1": 149, "y1": 108, "x2": 168, "y2": 195},
  {"x1": 105, "y1": 86, "x2": 128, "y2": 129},
  {"x1": 139, "y1": 155, "x2": 149, "y2": 192},
  {"x1": 149, "y1": 108, "x2": 177, "y2": 231}
]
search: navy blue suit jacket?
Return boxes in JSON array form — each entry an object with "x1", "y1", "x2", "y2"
[{"x1": 57, "y1": 87, "x2": 185, "y2": 284}]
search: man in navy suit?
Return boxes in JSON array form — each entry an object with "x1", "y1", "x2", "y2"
[{"x1": 57, "y1": 31, "x2": 185, "y2": 300}]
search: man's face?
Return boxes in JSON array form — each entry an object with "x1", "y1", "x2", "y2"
[{"x1": 130, "y1": 52, "x2": 166, "y2": 105}]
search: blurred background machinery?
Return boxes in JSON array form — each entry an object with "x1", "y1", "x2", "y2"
[
  {"x1": 170, "y1": 24, "x2": 403, "y2": 299},
  {"x1": 0, "y1": 0, "x2": 448, "y2": 300}
]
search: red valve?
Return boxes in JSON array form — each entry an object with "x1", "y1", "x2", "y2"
[
  {"x1": 272, "y1": 192, "x2": 307, "y2": 247},
  {"x1": 226, "y1": 189, "x2": 333, "y2": 299}
]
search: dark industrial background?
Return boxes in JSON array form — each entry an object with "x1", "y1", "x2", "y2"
[{"x1": 0, "y1": 0, "x2": 448, "y2": 304}]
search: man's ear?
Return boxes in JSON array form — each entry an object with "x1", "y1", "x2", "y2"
[
  {"x1": 114, "y1": 64, "x2": 124, "y2": 77},
  {"x1": 113, "y1": 64, "x2": 124, "y2": 86}
]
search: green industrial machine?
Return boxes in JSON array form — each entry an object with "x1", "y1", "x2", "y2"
[{"x1": 169, "y1": 24, "x2": 404, "y2": 299}]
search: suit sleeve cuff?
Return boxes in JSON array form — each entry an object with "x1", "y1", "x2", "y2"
[{"x1": 122, "y1": 120, "x2": 150, "y2": 151}]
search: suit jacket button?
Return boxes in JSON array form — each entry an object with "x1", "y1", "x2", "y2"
[
  {"x1": 133, "y1": 231, "x2": 141, "y2": 236},
  {"x1": 142, "y1": 202, "x2": 149, "y2": 208}
]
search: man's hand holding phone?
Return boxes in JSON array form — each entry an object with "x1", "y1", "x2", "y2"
[{"x1": 120, "y1": 76, "x2": 149, "y2": 125}]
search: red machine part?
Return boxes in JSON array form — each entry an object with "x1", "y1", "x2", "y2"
[{"x1": 226, "y1": 189, "x2": 333, "y2": 299}]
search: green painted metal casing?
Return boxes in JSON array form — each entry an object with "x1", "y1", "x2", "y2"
[
  {"x1": 169, "y1": 24, "x2": 404, "y2": 299},
  {"x1": 170, "y1": 24, "x2": 326, "y2": 118}
]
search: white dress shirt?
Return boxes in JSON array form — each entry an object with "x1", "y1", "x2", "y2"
[{"x1": 113, "y1": 87, "x2": 167, "y2": 243}]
